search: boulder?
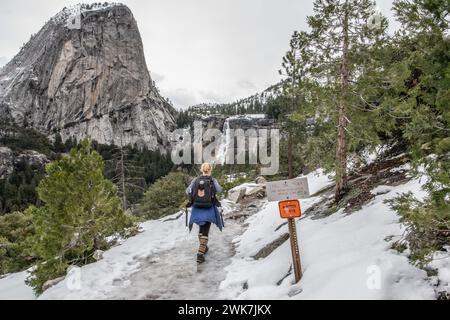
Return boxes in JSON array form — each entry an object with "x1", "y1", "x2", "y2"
[
  {"x1": 227, "y1": 183, "x2": 266, "y2": 203},
  {"x1": 93, "y1": 250, "x2": 104, "y2": 261},
  {"x1": 244, "y1": 184, "x2": 266, "y2": 199},
  {"x1": 253, "y1": 233, "x2": 289, "y2": 260},
  {"x1": 15, "y1": 150, "x2": 48, "y2": 167},
  {"x1": 42, "y1": 275, "x2": 66, "y2": 291},
  {"x1": 227, "y1": 187, "x2": 246, "y2": 203},
  {"x1": 255, "y1": 176, "x2": 267, "y2": 184}
]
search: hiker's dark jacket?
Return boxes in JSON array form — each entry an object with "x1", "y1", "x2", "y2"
[{"x1": 186, "y1": 177, "x2": 224, "y2": 231}]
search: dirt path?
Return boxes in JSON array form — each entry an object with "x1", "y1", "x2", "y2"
[{"x1": 108, "y1": 200, "x2": 265, "y2": 300}]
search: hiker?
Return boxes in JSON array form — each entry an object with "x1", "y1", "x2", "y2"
[{"x1": 186, "y1": 162, "x2": 224, "y2": 264}]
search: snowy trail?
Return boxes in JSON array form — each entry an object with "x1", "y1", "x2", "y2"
[
  {"x1": 2, "y1": 170, "x2": 447, "y2": 300},
  {"x1": 108, "y1": 202, "x2": 265, "y2": 300},
  {"x1": 109, "y1": 217, "x2": 240, "y2": 299}
]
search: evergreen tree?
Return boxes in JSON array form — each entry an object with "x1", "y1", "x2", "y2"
[
  {"x1": 0, "y1": 160, "x2": 45, "y2": 215},
  {"x1": 137, "y1": 171, "x2": 191, "y2": 220},
  {"x1": 94, "y1": 142, "x2": 174, "y2": 208},
  {"x1": 52, "y1": 133, "x2": 65, "y2": 154},
  {"x1": 306, "y1": 0, "x2": 389, "y2": 201},
  {"x1": 27, "y1": 138, "x2": 135, "y2": 293},
  {"x1": 104, "y1": 136, "x2": 146, "y2": 211},
  {"x1": 389, "y1": 0, "x2": 449, "y2": 200},
  {"x1": 0, "y1": 211, "x2": 34, "y2": 275},
  {"x1": 384, "y1": 0, "x2": 450, "y2": 263},
  {"x1": 279, "y1": 31, "x2": 312, "y2": 178}
]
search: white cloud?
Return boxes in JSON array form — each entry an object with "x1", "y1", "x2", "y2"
[
  {"x1": 0, "y1": 0, "x2": 398, "y2": 109},
  {"x1": 150, "y1": 71, "x2": 165, "y2": 83},
  {"x1": 236, "y1": 80, "x2": 256, "y2": 90},
  {"x1": 0, "y1": 56, "x2": 9, "y2": 68},
  {"x1": 163, "y1": 88, "x2": 198, "y2": 110}
]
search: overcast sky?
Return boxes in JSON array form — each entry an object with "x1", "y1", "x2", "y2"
[{"x1": 0, "y1": 0, "x2": 397, "y2": 109}]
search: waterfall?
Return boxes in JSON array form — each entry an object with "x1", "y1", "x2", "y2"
[
  {"x1": 214, "y1": 114, "x2": 267, "y2": 165},
  {"x1": 215, "y1": 117, "x2": 231, "y2": 165}
]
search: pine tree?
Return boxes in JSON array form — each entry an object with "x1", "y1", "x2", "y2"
[
  {"x1": 53, "y1": 133, "x2": 65, "y2": 154},
  {"x1": 137, "y1": 171, "x2": 191, "y2": 220},
  {"x1": 27, "y1": 138, "x2": 135, "y2": 293},
  {"x1": 390, "y1": 0, "x2": 450, "y2": 199},
  {"x1": 104, "y1": 135, "x2": 146, "y2": 211},
  {"x1": 0, "y1": 211, "x2": 34, "y2": 275},
  {"x1": 384, "y1": 0, "x2": 450, "y2": 263},
  {"x1": 279, "y1": 31, "x2": 312, "y2": 178},
  {"x1": 307, "y1": 0, "x2": 389, "y2": 201}
]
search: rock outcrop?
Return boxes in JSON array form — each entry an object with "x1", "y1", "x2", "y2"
[
  {"x1": 0, "y1": 3, "x2": 176, "y2": 150},
  {"x1": 201, "y1": 114, "x2": 277, "y2": 132},
  {"x1": 0, "y1": 146, "x2": 49, "y2": 179},
  {"x1": 227, "y1": 182, "x2": 266, "y2": 204},
  {"x1": 0, "y1": 147, "x2": 14, "y2": 179}
]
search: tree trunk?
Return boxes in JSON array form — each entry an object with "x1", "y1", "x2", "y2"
[
  {"x1": 93, "y1": 236, "x2": 100, "y2": 250},
  {"x1": 335, "y1": 0, "x2": 349, "y2": 203},
  {"x1": 288, "y1": 130, "x2": 294, "y2": 179},
  {"x1": 120, "y1": 136, "x2": 127, "y2": 211}
]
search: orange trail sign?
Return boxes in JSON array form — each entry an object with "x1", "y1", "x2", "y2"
[{"x1": 278, "y1": 200, "x2": 301, "y2": 219}]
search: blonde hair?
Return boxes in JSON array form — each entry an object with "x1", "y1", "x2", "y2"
[{"x1": 200, "y1": 162, "x2": 212, "y2": 176}]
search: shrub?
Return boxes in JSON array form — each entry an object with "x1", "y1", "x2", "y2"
[
  {"x1": 28, "y1": 138, "x2": 135, "y2": 293},
  {"x1": 386, "y1": 192, "x2": 450, "y2": 266},
  {"x1": 137, "y1": 171, "x2": 191, "y2": 220},
  {"x1": 0, "y1": 211, "x2": 35, "y2": 275}
]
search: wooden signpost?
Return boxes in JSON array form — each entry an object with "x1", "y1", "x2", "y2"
[{"x1": 266, "y1": 178, "x2": 309, "y2": 283}]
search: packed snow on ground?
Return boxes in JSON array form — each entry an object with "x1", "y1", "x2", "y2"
[
  {"x1": 228, "y1": 169, "x2": 333, "y2": 197},
  {"x1": 429, "y1": 246, "x2": 450, "y2": 294},
  {"x1": 0, "y1": 270, "x2": 35, "y2": 300},
  {"x1": 347, "y1": 145, "x2": 397, "y2": 172},
  {"x1": 0, "y1": 201, "x2": 237, "y2": 300},
  {"x1": 219, "y1": 172, "x2": 442, "y2": 300},
  {"x1": 300, "y1": 169, "x2": 334, "y2": 195},
  {"x1": 229, "y1": 183, "x2": 262, "y2": 195},
  {"x1": 36, "y1": 208, "x2": 205, "y2": 299},
  {"x1": 0, "y1": 210, "x2": 194, "y2": 299}
]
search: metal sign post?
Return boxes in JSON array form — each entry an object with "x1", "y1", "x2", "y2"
[
  {"x1": 267, "y1": 179, "x2": 309, "y2": 284},
  {"x1": 278, "y1": 199, "x2": 303, "y2": 283},
  {"x1": 288, "y1": 217, "x2": 302, "y2": 282}
]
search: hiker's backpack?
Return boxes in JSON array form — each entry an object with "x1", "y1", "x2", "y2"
[{"x1": 191, "y1": 176, "x2": 216, "y2": 208}]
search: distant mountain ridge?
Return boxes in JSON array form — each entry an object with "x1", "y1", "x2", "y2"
[{"x1": 187, "y1": 83, "x2": 282, "y2": 117}]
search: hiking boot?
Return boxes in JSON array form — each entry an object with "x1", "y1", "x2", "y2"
[
  {"x1": 197, "y1": 253, "x2": 205, "y2": 264},
  {"x1": 198, "y1": 235, "x2": 209, "y2": 255}
]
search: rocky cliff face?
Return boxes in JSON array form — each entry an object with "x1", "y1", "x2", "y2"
[
  {"x1": 202, "y1": 114, "x2": 277, "y2": 132},
  {"x1": 0, "y1": 3, "x2": 176, "y2": 150}
]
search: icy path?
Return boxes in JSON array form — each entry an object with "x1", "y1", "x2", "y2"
[
  {"x1": 33, "y1": 199, "x2": 264, "y2": 300},
  {"x1": 109, "y1": 202, "x2": 264, "y2": 300},
  {"x1": 110, "y1": 216, "x2": 240, "y2": 299}
]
